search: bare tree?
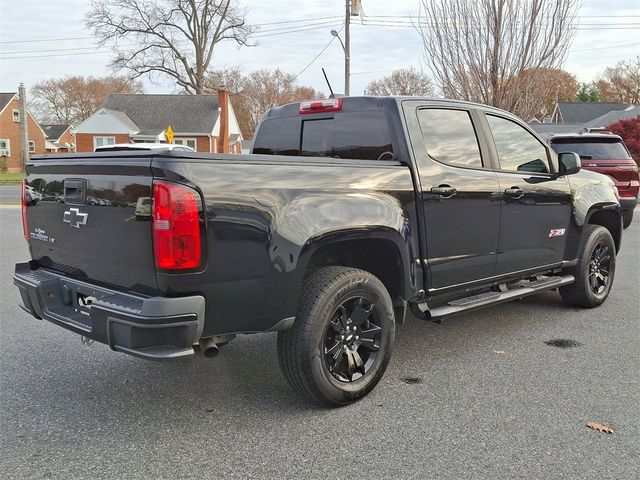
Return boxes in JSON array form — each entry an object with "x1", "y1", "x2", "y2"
[
  {"x1": 30, "y1": 75, "x2": 143, "y2": 125},
  {"x1": 365, "y1": 68, "x2": 435, "y2": 96},
  {"x1": 517, "y1": 67, "x2": 578, "y2": 119},
  {"x1": 87, "y1": 0, "x2": 254, "y2": 94},
  {"x1": 418, "y1": 0, "x2": 580, "y2": 118},
  {"x1": 208, "y1": 68, "x2": 322, "y2": 136},
  {"x1": 594, "y1": 57, "x2": 640, "y2": 104}
]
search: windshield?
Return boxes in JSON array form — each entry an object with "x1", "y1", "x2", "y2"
[{"x1": 550, "y1": 139, "x2": 630, "y2": 160}]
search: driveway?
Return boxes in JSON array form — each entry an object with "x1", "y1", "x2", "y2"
[{"x1": 0, "y1": 207, "x2": 638, "y2": 479}]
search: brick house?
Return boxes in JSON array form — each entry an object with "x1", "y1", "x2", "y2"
[
  {"x1": 74, "y1": 89, "x2": 242, "y2": 153},
  {"x1": 42, "y1": 124, "x2": 74, "y2": 153},
  {"x1": 0, "y1": 92, "x2": 47, "y2": 172}
]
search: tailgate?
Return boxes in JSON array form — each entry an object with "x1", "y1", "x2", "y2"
[
  {"x1": 24, "y1": 155, "x2": 158, "y2": 294},
  {"x1": 581, "y1": 159, "x2": 637, "y2": 193}
]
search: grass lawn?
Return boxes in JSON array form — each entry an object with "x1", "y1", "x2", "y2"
[{"x1": 0, "y1": 172, "x2": 25, "y2": 183}]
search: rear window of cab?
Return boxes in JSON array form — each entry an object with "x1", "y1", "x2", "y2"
[{"x1": 252, "y1": 111, "x2": 394, "y2": 161}]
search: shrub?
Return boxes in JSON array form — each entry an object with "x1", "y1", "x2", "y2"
[{"x1": 607, "y1": 116, "x2": 640, "y2": 165}]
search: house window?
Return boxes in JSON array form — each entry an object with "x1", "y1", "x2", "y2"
[
  {"x1": 94, "y1": 136, "x2": 116, "y2": 149},
  {"x1": 12, "y1": 109, "x2": 20, "y2": 122},
  {"x1": 28, "y1": 141, "x2": 35, "y2": 153},
  {"x1": 0, "y1": 139, "x2": 10, "y2": 156},
  {"x1": 174, "y1": 138, "x2": 197, "y2": 150}
]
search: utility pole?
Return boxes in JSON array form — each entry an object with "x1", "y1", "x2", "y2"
[
  {"x1": 18, "y1": 83, "x2": 29, "y2": 172},
  {"x1": 344, "y1": 0, "x2": 350, "y2": 96}
]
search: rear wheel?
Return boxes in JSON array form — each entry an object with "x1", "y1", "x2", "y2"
[
  {"x1": 560, "y1": 225, "x2": 616, "y2": 308},
  {"x1": 277, "y1": 266, "x2": 394, "y2": 407},
  {"x1": 622, "y1": 209, "x2": 633, "y2": 229}
]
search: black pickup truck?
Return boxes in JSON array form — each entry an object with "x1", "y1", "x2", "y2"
[{"x1": 15, "y1": 97, "x2": 623, "y2": 406}]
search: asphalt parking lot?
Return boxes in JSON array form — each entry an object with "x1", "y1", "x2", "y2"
[{"x1": 0, "y1": 206, "x2": 638, "y2": 479}]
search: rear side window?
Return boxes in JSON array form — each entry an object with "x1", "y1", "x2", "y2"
[
  {"x1": 487, "y1": 115, "x2": 550, "y2": 173},
  {"x1": 253, "y1": 111, "x2": 394, "y2": 160},
  {"x1": 550, "y1": 139, "x2": 631, "y2": 160},
  {"x1": 417, "y1": 108, "x2": 483, "y2": 168}
]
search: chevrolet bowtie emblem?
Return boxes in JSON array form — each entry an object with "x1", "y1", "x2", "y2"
[{"x1": 63, "y1": 208, "x2": 88, "y2": 228}]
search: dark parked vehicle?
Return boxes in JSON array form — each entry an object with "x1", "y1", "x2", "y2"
[
  {"x1": 14, "y1": 97, "x2": 624, "y2": 406},
  {"x1": 546, "y1": 131, "x2": 638, "y2": 228}
]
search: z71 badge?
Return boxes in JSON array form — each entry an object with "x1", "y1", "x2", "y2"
[{"x1": 549, "y1": 228, "x2": 566, "y2": 238}]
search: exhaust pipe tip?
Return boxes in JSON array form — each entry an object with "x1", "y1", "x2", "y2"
[
  {"x1": 199, "y1": 337, "x2": 220, "y2": 358},
  {"x1": 204, "y1": 344, "x2": 219, "y2": 358}
]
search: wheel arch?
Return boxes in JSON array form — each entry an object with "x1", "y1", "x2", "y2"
[
  {"x1": 299, "y1": 228, "x2": 414, "y2": 303},
  {"x1": 586, "y1": 206, "x2": 622, "y2": 253}
]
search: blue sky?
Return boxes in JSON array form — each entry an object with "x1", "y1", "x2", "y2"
[{"x1": 0, "y1": 0, "x2": 638, "y2": 95}]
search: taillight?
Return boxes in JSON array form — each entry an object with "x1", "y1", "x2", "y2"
[
  {"x1": 299, "y1": 98, "x2": 342, "y2": 114},
  {"x1": 152, "y1": 181, "x2": 202, "y2": 270},
  {"x1": 21, "y1": 180, "x2": 29, "y2": 243}
]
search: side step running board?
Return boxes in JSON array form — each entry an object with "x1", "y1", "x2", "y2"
[{"x1": 428, "y1": 275, "x2": 575, "y2": 320}]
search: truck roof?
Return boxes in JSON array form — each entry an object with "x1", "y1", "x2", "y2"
[{"x1": 264, "y1": 95, "x2": 520, "y2": 120}]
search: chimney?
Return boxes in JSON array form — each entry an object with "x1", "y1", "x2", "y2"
[
  {"x1": 218, "y1": 87, "x2": 229, "y2": 154},
  {"x1": 18, "y1": 83, "x2": 29, "y2": 171}
]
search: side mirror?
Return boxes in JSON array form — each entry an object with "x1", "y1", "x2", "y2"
[{"x1": 558, "y1": 152, "x2": 581, "y2": 175}]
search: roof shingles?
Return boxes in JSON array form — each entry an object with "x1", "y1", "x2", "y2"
[
  {"x1": 0, "y1": 92, "x2": 17, "y2": 113},
  {"x1": 101, "y1": 94, "x2": 219, "y2": 135},
  {"x1": 42, "y1": 124, "x2": 70, "y2": 141},
  {"x1": 556, "y1": 101, "x2": 631, "y2": 124}
]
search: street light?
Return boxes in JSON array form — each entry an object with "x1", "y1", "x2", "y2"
[{"x1": 330, "y1": 30, "x2": 350, "y2": 96}]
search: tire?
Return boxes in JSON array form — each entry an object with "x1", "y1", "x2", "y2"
[
  {"x1": 277, "y1": 266, "x2": 395, "y2": 407},
  {"x1": 559, "y1": 225, "x2": 616, "y2": 308},
  {"x1": 622, "y1": 209, "x2": 633, "y2": 229}
]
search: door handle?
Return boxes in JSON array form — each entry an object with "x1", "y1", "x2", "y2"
[
  {"x1": 430, "y1": 185, "x2": 457, "y2": 198},
  {"x1": 504, "y1": 187, "x2": 524, "y2": 199}
]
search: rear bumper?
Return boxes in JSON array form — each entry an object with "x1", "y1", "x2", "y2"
[{"x1": 13, "y1": 262, "x2": 205, "y2": 360}]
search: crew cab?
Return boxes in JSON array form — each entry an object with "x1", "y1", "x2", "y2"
[
  {"x1": 14, "y1": 97, "x2": 623, "y2": 406},
  {"x1": 545, "y1": 130, "x2": 638, "y2": 228}
]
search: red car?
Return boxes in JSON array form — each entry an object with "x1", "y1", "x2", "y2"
[{"x1": 548, "y1": 131, "x2": 639, "y2": 228}]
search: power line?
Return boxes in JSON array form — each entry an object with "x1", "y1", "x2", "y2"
[
  {"x1": 357, "y1": 19, "x2": 640, "y2": 30},
  {"x1": 1, "y1": 45, "x2": 100, "y2": 56},
  {"x1": 570, "y1": 42, "x2": 640, "y2": 53},
  {"x1": 1, "y1": 22, "x2": 344, "y2": 59},
  {"x1": 293, "y1": 26, "x2": 344, "y2": 81},
  {"x1": 363, "y1": 14, "x2": 640, "y2": 19},
  {"x1": 0, "y1": 16, "x2": 344, "y2": 45},
  {"x1": 255, "y1": 16, "x2": 341, "y2": 27},
  {"x1": 254, "y1": 20, "x2": 343, "y2": 35},
  {"x1": 253, "y1": 22, "x2": 343, "y2": 38},
  {"x1": 0, "y1": 36, "x2": 94, "y2": 45},
  {"x1": 0, "y1": 50, "x2": 114, "y2": 60}
]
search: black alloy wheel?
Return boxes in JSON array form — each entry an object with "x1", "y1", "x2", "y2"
[
  {"x1": 323, "y1": 296, "x2": 383, "y2": 383},
  {"x1": 588, "y1": 243, "x2": 611, "y2": 295}
]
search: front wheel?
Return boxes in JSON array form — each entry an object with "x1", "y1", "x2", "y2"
[
  {"x1": 277, "y1": 266, "x2": 395, "y2": 407},
  {"x1": 560, "y1": 225, "x2": 616, "y2": 308}
]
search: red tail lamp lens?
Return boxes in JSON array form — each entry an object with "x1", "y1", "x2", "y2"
[{"x1": 152, "y1": 181, "x2": 202, "y2": 270}]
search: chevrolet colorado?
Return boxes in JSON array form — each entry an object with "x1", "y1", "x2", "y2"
[{"x1": 14, "y1": 97, "x2": 623, "y2": 406}]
